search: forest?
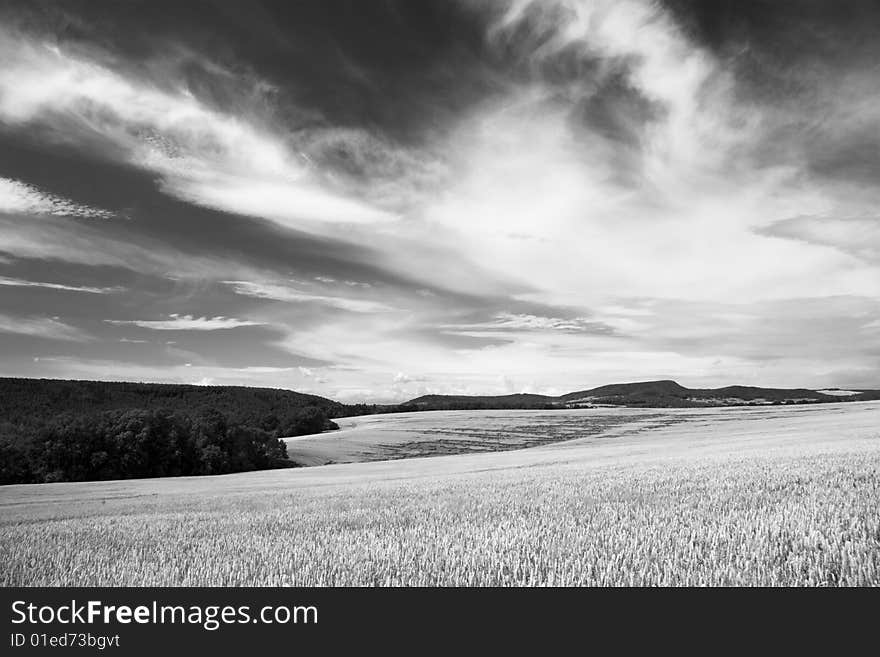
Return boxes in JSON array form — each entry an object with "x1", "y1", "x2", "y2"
[{"x1": 0, "y1": 378, "x2": 343, "y2": 484}]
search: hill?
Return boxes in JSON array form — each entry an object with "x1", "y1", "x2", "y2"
[
  {"x1": 562, "y1": 379, "x2": 691, "y2": 405},
  {"x1": 561, "y1": 380, "x2": 840, "y2": 407},
  {"x1": 409, "y1": 380, "x2": 880, "y2": 409},
  {"x1": 700, "y1": 385, "x2": 832, "y2": 403},
  {"x1": 562, "y1": 380, "x2": 689, "y2": 399},
  {"x1": 405, "y1": 392, "x2": 557, "y2": 410}
]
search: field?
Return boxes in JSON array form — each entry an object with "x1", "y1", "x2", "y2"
[
  {"x1": 284, "y1": 407, "x2": 687, "y2": 465},
  {"x1": 1, "y1": 402, "x2": 879, "y2": 586}
]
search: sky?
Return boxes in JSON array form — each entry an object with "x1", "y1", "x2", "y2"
[{"x1": 0, "y1": 0, "x2": 879, "y2": 402}]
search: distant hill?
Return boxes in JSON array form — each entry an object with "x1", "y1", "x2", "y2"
[
  {"x1": 405, "y1": 392, "x2": 557, "y2": 410},
  {"x1": 701, "y1": 385, "x2": 832, "y2": 402},
  {"x1": 562, "y1": 379, "x2": 690, "y2": 402},
  {"x1": 408, "y1": 380, "x2": 880, "y2": 410},
  {"x1": 0, "y1": 377, "x2": 341, "y2": 426},
  {"x1": 560, "y1": 380, "x2": 840, "y2": 407}
]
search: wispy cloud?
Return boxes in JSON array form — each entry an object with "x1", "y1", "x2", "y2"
[
  {"x1": 445, "y1": 312, "x2": 617, "y2": 334},
  {"x1": 105, "y1": 314, "x2": 262, "y2": 331},
  {"x1": 223, "y1": 280, "x2": 393, "y2": 313},
  {"x1": 0, "y1": 211, "x2": 260, "y2": 281},
  {"x1": 0, "y1": 177, "x2": 114, "y2": 219},
  {"x1": 0, "y1": 28, "x2": 397, "y2": 230},
  {"x1": 485, "y1": 0, "x2": 736, "y2": 176},
  {"x1": 757, "y1": 216, "x2": 880, "y2": 262},
  {"x1": 0, "y1": 275, "x2": 122, "y2": 294},
  {"x1": 0, "y1": 313, "x2": 90, "y2": 341}
]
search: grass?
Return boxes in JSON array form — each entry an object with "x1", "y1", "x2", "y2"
[{"x1": 1, "y1": 403, "x2": 878, "y2": 586}]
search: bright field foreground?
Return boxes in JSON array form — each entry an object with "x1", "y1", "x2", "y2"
[{"x1": 2, "y1": 403, "x2": 879, "y2": 586}]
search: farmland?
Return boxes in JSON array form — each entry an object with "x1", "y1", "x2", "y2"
[
  {"x1": 284, "y1": 407, "x2": 687, "y2": 465},
  {"x1": 1, "y1": 402, "x2": 879, "y2": 586}
]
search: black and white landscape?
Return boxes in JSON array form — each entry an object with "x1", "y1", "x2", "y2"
[{"x1": 0, "y1": 1, "x2": 878, "y2": 587}]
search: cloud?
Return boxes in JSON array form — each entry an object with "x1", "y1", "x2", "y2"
[
  {"x1": 484, "y1": 0, "x2": 734, "y2": 172},
  {"x1": 105, "y1": 314, "x2": 262, "y2": 331},
  {"x1": 417, "y1": 0, "x2": 880, "y2": 314},
  {"x1": 1, "y1": 3, "x2": 879, "y2": 397},
  {"x1": 0, "y1": 27, "x2": 397, "y2": 231},
  {"x1": 756, "y1": 216, "x2": 880, "y2": 262},
  {"x1": 0, "y1": 177, "x2": 114, "y2": 219},
  {"x1": 0, "y1": 313, "x2": 90, "y2": 341},
  {"x1": 447, "y1": 312, "x2": 617, "y2": 334},
  {"x1": 0, "y1": 211, "x2": 268, "y2": 284},
  {"x1": 223, "y1": 280, "x2": 393, "y2": 313},
  {"x1": 598, "y1": 296, "x2": 880, "y2": 375},
  {"x1": 0, "y1": 275, "x2": 122, "y2": 294},
  {"x1": 298, "y1": 126, "x2": 450, "y2": 211},
  {"x1": 296, "y1": 365, "x2": 329, "y2": 384}
]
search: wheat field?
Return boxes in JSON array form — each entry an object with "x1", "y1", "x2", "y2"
[{"x1": 1, "y1": 403, "x2": 878, "y2": 586}]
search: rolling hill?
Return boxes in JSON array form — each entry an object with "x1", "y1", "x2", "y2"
[
  {"x1": 402, "y1": 392, "x2": 557, "y2": 410},
  {"x1": 408, "y1": 380, "x2": 880, "y2": 409}
]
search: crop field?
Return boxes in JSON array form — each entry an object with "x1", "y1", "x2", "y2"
[
  {"x1": 1, "y1": 402, "x2": 879, "y2": 586},
  {"x1": 284, "y1": 407, "x2": 688, "y2": 465}
]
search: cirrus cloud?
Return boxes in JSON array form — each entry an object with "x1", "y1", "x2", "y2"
[
  {"x1": 0, "y1": 275, "x2": 122, "y2": 294},
  {"x1": 223, "y1": 280, "x2": 393, "y2": 313},
  {"x1": 0, "y1": 177, "x2": 114, "y2": 219},
  {"x1": 0, "y1": 27, "x2": 398, "y2": 231},
  {"x1": 0, "y1": 313, "x2": 91, "y2": 342},
  {"x1": 105, "y1": 314, "x2": 262, "y2": 331}
]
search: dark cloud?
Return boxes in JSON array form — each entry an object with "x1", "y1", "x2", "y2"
[
  {"x1": 0, "y1": 0, "x2": 505, "y2": 146},
  {"x1": 662, "y1": 0, "x2": 880, "y2": 67},
  {"x1": 807, "y1": 133, "x2": 880, "y2": 187},
  {"x1": 660, "y1": 1, "x2": 880, "y2": 184},
  {"x1": 572, "y1": 71, "x2": 664, "y2": 148}
]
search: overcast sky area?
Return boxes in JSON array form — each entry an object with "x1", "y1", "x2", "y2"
[{"x1": 1, "y1": 0, "x2": 879, "y2": 402}]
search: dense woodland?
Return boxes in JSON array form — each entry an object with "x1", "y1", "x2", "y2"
[
  {"x1": 0, "y1": 378, "x2": 344, "y2": 484},
  {"x1": 0, "y1": 408, "x2": 296, "y2": 484}
]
